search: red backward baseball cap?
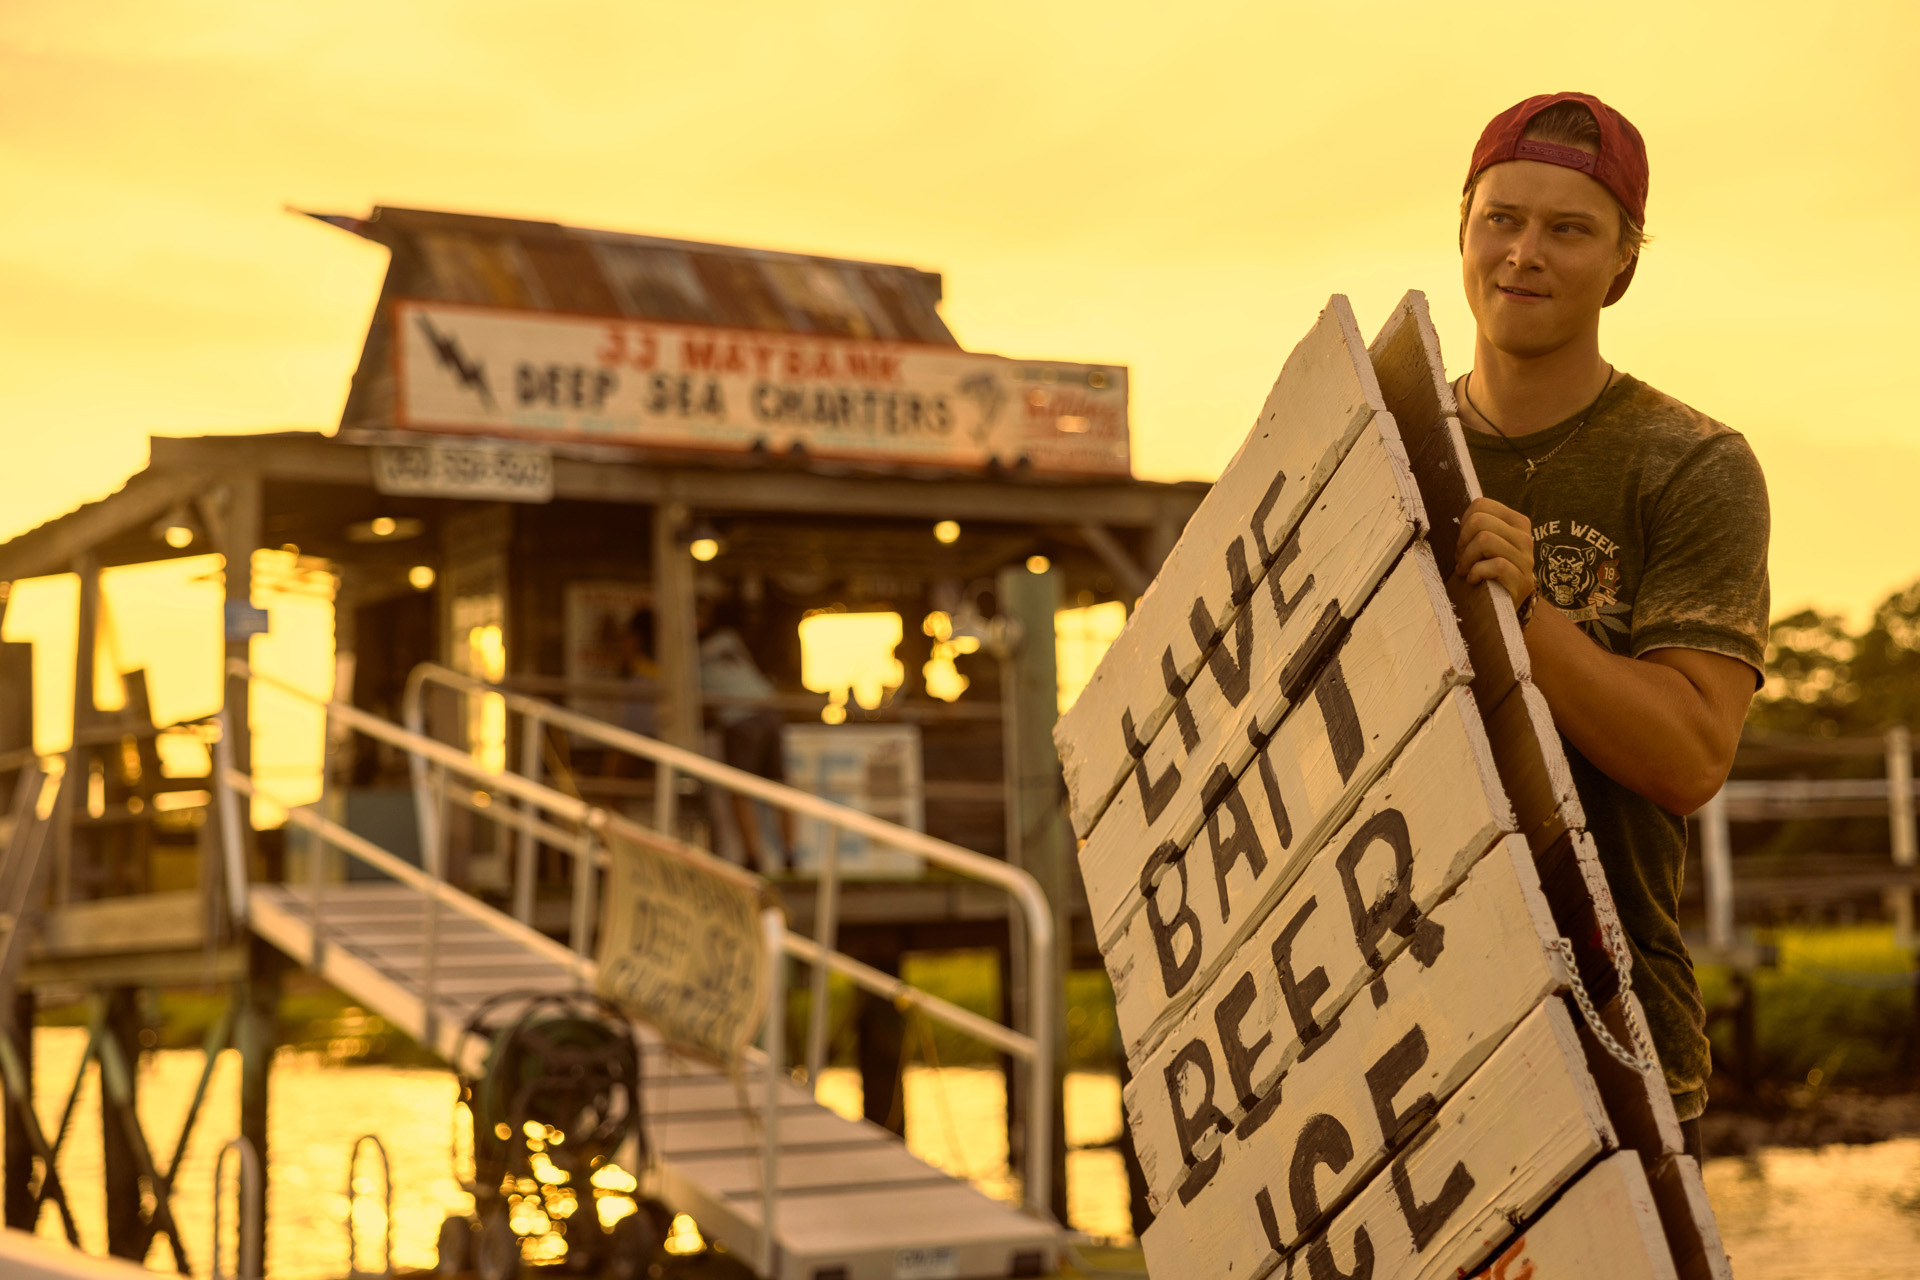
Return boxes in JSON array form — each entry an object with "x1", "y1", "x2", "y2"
[{"x1": 1466, "y1": 92, "x2": 1649, "y2": 305}]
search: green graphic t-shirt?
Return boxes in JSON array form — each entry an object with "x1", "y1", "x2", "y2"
[{"x1": 1463, "y1": 373, "x2": 1770, "y2": 1121}]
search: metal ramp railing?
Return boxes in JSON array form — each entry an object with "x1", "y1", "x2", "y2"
[{"x1": 221, "y1": 658, "x2": 1064, "y2": 1280}]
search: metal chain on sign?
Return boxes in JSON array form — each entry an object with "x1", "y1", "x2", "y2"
[{"x1": 1549, "y1": 936, "x2": 1656, "y2": 1075}]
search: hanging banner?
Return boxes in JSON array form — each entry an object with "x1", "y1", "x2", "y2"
[
  {"x1": 596, "y1": 829, "x2": 773, "y2": 1067},
  {"x1": 391, "y1": 298, "x2": 1130, "y2": 476}
]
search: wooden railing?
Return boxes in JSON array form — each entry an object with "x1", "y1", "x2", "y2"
[{"x1": 1699, "y1": 725, "x2": 1918, "y2": 950}]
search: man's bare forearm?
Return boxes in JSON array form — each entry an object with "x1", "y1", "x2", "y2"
[{"x1": 1522, "y1": 604, "x2": 1732, "y2": 815}]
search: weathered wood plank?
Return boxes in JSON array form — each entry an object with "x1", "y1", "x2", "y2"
[
  {"x1": 1082, "y1": 545, "x2": 1471, "y2": 949},
  {"x1": 1405, "y1": 422, "x2": 1478, "y2": 582},
  {"x1": 1366, "y1": 293, "x2": 1456, "y2": 458},
  {"x1": 1369, "y1": 292, "x2": 1562, "y2": 847},
  {"x1": 1447, "y1": 577, "x2": 1529, "y2": 718},
  {"x1": 1469, "y1": 1151, "x2": 1678, "y2": 1280},
  {"x1": 1647, "y1": 1154, "x2": 1734, "y2": 1280},
  {"x1": 1107, "y1": 687, "x2": 1513, "y2": 1064},
  {"x1": 1272, "y1": 1000, "x2": 1612, "y2": 1280},
  {"x1": 1573, "y1": 988, "x2": 1685, "y2": 1162},
  {"x1": 1127, "y1": 837, "x2": 1569, "y2": 1238},
  {"x1": 1057, "y1": 297, "x2": 1387, "y2": 837},
  {"x1": 1078, "y1": 429, "x2": 1429, "y2": 940},
  {"x1": 1365, "y1": 292, "x2": 1535, "y2": 723},
  {"x1": 1368, "y1": 291, "x2": 1470, "y2": 579},
  {"x1": 1536, "y1": 828, "x2": 1626, "y2": 1009},
  {"x1": 1483, "y1": 681, "x2": 1584, "y2": 853}
]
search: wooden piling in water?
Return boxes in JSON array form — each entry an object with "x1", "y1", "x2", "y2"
[
  {"x1": 3, "y1": 988, "x2": 33, "y2": 1230},
  {"x1": 237, "y1": 937, "x2": 282, "y2": 1278},
  {"x1": 998, "y1": 564, "x2": 1072, "y2": 1227},
  {"x1": 100, "y1": 988, "x2": 143, "y2": 1259}
]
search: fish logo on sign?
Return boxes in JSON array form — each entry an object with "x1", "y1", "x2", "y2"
[
  {"x1": 415, "y1": 314, "x2": 495, "y2": 409},
  {"x1": 958, "y1": 371, "x2": 1005, "y2": 444}
]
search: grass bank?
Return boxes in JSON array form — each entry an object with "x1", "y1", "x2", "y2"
[{"x1": 1698, "y1": 923, "x2": 1919, "y2": 1087}]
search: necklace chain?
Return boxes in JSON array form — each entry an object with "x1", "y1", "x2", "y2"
[{"x1": 1462, "y1": 366, "x2": 1614, "y2": 479}]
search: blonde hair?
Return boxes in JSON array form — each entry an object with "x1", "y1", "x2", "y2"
[{"x1": 1459, "y1": 101, "x2": 1648, "y2": 260}]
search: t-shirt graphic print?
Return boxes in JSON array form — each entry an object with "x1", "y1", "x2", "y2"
[{"x1": 1533, "y1": 517, "x2": 1632, "y2": 648}]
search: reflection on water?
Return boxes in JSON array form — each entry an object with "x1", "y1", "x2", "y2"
[
  {"x1": 18, "y1": 1033, "x2": 1127, "y2": 1275},
  {"x1": 26, "y1": 1029, "x2": 471, "y2": 1278},
  {"x1": 22, "y1": 1026, "x2": 1920, "y2": 1277},
  {"x1": 1704, "y1": 1139, "x2": 1920, "y2": 1279}
]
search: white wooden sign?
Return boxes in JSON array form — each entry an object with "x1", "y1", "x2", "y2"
[
  {"x1": 391, "y1": 298, "x2": 1130, "y2": 476},
  {"x1": 1063, "y1": 293, "x2": 1728, "y2": 1280},
  {"x1": 1138, "y1": 999, "x2": 1612, "y2": 1279},
  {"x1": 1055, "y1": 298, "x2": 1386, "y2": 835},
  {"x1": 1128, "y1": 838, "x2": 1568, "y2": 1230},
  {"x1": 1080, "y1": 545, "x2": 1472, "y2": 949},
  {"x1": 1467, "y1": 1151, "x2": 1678, "y2": 1280},
  {"x1": 1113, "y1": 702, "x2": 1512, "y2": 1151},
  {"x1": 1262, "y1": 1000, "x2": 1614, "y2": 1280},
  {"x1": 1106, "y1": 688, "x2": 1512, "y2": 1062},
  {"x1": 1075, "y1": 424, "x2": 1428, "y2": 938}
]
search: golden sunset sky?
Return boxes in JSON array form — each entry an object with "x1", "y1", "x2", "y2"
[{"x1": 3, "y1": 0, "x2": 1917, "y2": 631}]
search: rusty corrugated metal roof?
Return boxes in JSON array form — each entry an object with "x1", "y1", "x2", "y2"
[
  {"x1": 319, "y1": 206, "x2": 958, "y2": 433},
  {"x1": 322, "y1": 206, "x2": 954, "y2": 343}
]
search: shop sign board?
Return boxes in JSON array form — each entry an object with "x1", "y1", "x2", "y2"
[{"x1": 391, "y1": 298, "x2": 1130, "y2": 476}]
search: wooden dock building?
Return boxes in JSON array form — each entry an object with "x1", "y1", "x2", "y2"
[{"x1": 0, "y1": 207, "x2": 1205, "y2": 1271}]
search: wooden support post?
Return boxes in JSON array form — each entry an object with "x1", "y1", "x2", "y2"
[
  {"x1": 236, "y1": 937, "x2": 282, "y2": 1278},
  {"x1": 62, "y1": 552, "x2": 101, "y2": 906},
  {"x1": 73, "y1": 554, "x2": 99, "y2": 732},
  {"x1": 1700, "y1": 788, "x2": 1733, "y2": 954},
  {"x1": 651, "y1": 500, "x2": 702, "y2": 755},
  {"x1": 996, "y1": 563, "x2": 1071, "y2": 1226},
  {"x1": 857, "y1": 941, "x2": 905, "y2": 1138},
  {"x1": 100, "y1": 987, "x2": 143, "y2": 1259},
  {"x1": 1733, "y1": 970, "x2": 1759, "y2": 1097},
  {"x1": 1889, "y1": 725, "x2": 1915, "y2": 949},
  {"x1": 222, "y1": 475, "x2": 261, "y2": 854},
  {"x1": 3, "y1": 988, "x2": 32, "y2": 1230}
]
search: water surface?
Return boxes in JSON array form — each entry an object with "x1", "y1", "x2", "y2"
[{"x1": 20, "y1": 1032, "x2": 1920, "y2": 1276}]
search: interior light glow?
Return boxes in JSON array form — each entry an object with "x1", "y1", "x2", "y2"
[
  {"x1": 1026, "y1": 555, "x2": 1051, "y2": 574},
  {"x1": 164, "y1": 526, "x2": 194, "y2": 549},
  {"x1": 408, "y1": 565, "x2": 436, "y2": 591},
  {"x1": 689, "y1": 537, "x2": 720, "y2": 562},
  {"x1": 933, "y1": 520, "x2": 961, "y2": 544}
]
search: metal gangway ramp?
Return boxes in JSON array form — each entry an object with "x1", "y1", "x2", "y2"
[{"x1": 218, "y1": 660, "x2": 1064, "y2": 1280}]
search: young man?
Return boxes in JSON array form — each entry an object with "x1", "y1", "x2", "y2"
[{"x1": 1450, "y1": 92, "x2": 1770, "y2": 1158}]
